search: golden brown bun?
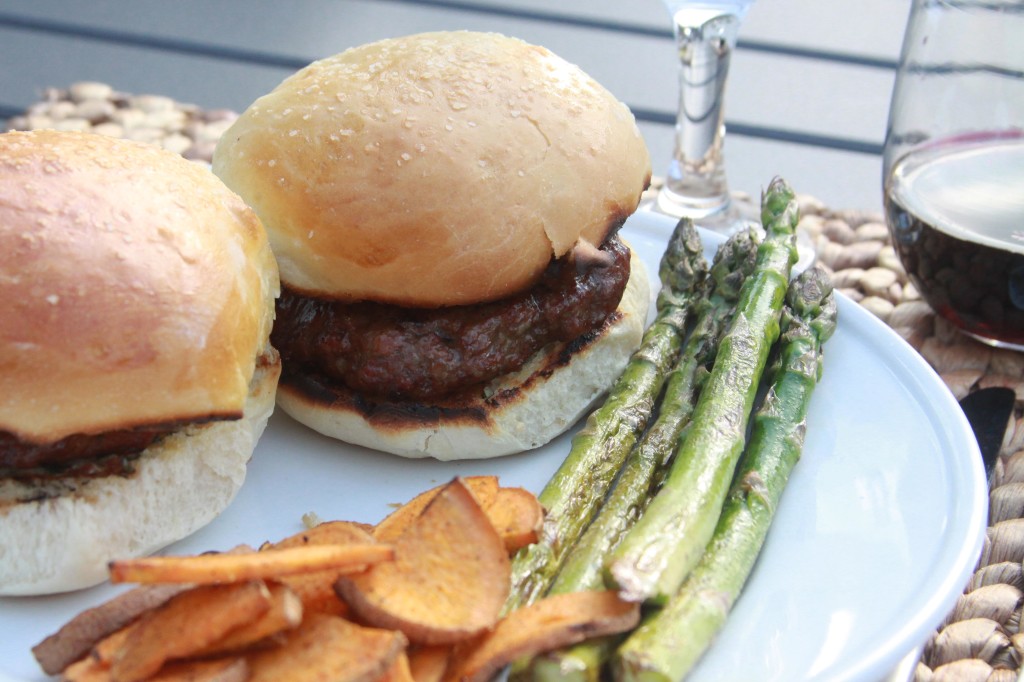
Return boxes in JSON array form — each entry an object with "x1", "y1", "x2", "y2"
[
  {"x1": 0, "y1": 353, "x2": 281, "y2": 595},
  {"x1": 275, "y1": 251, "x2": 650, "y2": 459},
  {"x1": 0, "y1": 130, "x2": 280, "y2": 443},
  {"x1": 212, "y1": 31, "x2": 652, "y2": 306}
]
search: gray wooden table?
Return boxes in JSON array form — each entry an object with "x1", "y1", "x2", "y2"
[{"x1": 0, "y1": 0, "x2": 910, "y2": 212}]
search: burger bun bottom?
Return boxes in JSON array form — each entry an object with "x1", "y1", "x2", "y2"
[
  {"x1": 0, "y1": 352, "x2": 282, "y2": 596},
  {"x1": 277, "y1": 249, "x2": 651, "y2": 460}
]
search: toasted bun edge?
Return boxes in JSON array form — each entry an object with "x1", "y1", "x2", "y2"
[{"x1": 276, "y1": 249, "x2": 650, "y2": 459}]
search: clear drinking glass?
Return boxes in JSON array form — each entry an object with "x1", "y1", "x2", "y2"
[
  {"x1": 654, "y1": 0, "x2": 755, "y2": 234},
  {"x1": 882, "y1": 0, "x2": 1024, "y2": 349}
]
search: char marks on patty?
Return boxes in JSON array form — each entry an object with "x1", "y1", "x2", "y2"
[{"x1": 272, "y1": 236, "x2": 632, "y2": 401}]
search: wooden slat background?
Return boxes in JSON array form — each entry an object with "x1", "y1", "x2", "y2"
[{"x1": 0, "y1": 0, "x2": 911, "y2": 211}]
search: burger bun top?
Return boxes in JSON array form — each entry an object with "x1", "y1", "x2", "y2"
[
  {"x1": 212, "y1": 30, "x2": 651, "y2": 307},
  {"x1": 0, "y1": 130, "x2": 280, "y2": 443}
]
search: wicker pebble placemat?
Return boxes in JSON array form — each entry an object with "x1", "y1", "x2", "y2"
[
  {"x1": 798, "y1": 199, "x2": 1024, "y2": 682},
  {"x1": 7, "y1": 84, "x2": 1024, "y2": 681}
]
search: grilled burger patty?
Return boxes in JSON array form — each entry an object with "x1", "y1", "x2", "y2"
[
  {"x1": 272, "y1": 235, "x2": 632, "y2": 401},
  {"x1": 0, "y1": 349, "x2": 282, "y2": 479},
  {"x1": 0, "y1": 426, "x2": 170, "y2": 480},
  {"x1": 0, "y1": 417, "x2": 233, "y2": 480}
]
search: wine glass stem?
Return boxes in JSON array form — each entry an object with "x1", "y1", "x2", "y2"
[{"x1": 658, "y1": 10, "x2": 742, "y2": 222}]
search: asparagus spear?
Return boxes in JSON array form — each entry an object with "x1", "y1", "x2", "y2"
[
  {"x1": 522, "y1": 229, "x2": 760, "y2": 682},
  {"x1": 612, "y1": 265, "x2": 838, "y2": 682},
  {"x1": 516, "y1": 227, "x2": 757, "y2": 675},
  {"x1": 551, "y1": 229, "x2": 758, "y2": 594},
  {"x1": 605, "y1": 177, "x2": 800, "y2": 604},
  {"x1": 502, "y1": 219, "x2": 707, "y2": 614}
]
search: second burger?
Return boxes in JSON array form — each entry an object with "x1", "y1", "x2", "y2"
[{"x1": 212, "y1": 30, "x2": 653, "y2": 459}]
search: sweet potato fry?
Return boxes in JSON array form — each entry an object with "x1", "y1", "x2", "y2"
[
  {"x1": 261, "y1": 521, "x2": 378, "y2": 616},
  {"x1": 193, "y1": 582, "x2": 302, "y2": 656},
  {"x1": 483, "y1": 487, "x2": 544, "y2": 554},
  {"x1": 59, "y1": 652, "x2": 111, "y2": 682},
  {"x1": 407, "y1": 646, "x2": 451, "y2": 682},
  {"x1": 109, "y1": 543, "x2": 393, "y2": 585},
  {"x1": 109, "y1": 581, "x2": 273, "y2": 682},
  {"x1": 32, "y1": 583, "x2": 187, "y2": 675},
  {"x1": 337, "y1": 478, "x2": 510, "y2": 645},
  {"x1": 147, "y1": 657, "x2": 249, "y2": 682},
  {"x1": 374, "y1": 476, "x2": 500, "y2": 543},
  {"x1": 245, "y1": 613, "x2": 407, "y2": 682},
  {"x1": 63, "y1": 657, "x2": 248, "y2": 682},
  {"x1": 88, "y1": 623, "x2": 135, "y2": 668},
  {"x1": 37, "y1": 545, "x2": 256, "y2": 675},
  {"x1": 265, "y1": 520, "x2": 378, "y2": 550},
  {"x1": 377, "y1": 651, "x2": 415, "y2": 682},
  {"x1": 443, "y1": 591, "x2": 641, "y2": 682}
]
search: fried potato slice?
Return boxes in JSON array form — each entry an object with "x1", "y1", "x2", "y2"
[
  {"x1": 245, "y1": 613, "x2": 407, "y2": 682},
  {"x1": 261, "y1": 521, "x2": 379, "y2": 616},
  {"x1": 337, "y1": 478, "x2": 510, "y2": 645},
  {"x1": 374, "y1": 478, "x2": 543, "y2": 555},
  {"x1": 88, "y1": 623, "x2": 135, "y2": 668},
  {"x1": 109, "y1": 543, "x2": 393, "y2": 585},
  {"x1": 146, "y1": 657, "x2": 249, "y2": 682},
  {"x1": 33, "y1": 583, "x2": 187, "y2": 675},
  {"x1": 64, "y1": 655, "x2": 249, "y2": 682},
  {"x1": 59, "y1": 652, "x2": 110, "y2": 682},
  {"x1": 264, "y1": 520, "x2": 377, "y2": 551},
  {"x1": 407, "y1": 646, "x2": 451, "y2": 682},
  {"x1": 85, "y1": 583, "x2": 299, "y2": 670},
  {"x1": 193, "y1": 582, "x2": 303, "y2": 656},
  {"x1": 109, "y1": 581, "x2": 273, "y2": 682},
  {"x1": 443, "y1": 591, "x2": 641, "y2": 682},
  {"x1": 377, "y1": 651, "x2": 415, "y2": 682},
  {"x1": 374, "y1": 476, "x2": 500, "y2": 543},
  {"x1": 38, "y1": 546, "x2": 257, "y2": 675},
  {"x1": 484, "y1": 487, "x2": 545, "y2": 554}
]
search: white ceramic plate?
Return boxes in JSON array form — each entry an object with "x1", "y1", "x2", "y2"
[{"x1": 0, "y1": 211, "x2": 987, "y2": 682}]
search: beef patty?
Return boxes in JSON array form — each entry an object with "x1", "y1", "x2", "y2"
[
  {"x1": 272, "y1": 235, "x2": 632, "y2": 401},
  {"x1": 2, "y1": 352, "x2": 276, "y2": 479},
  {"x1": 0, "y1": 416, "x2": 239, "y2": 480},
  {"x1": 0, "y1": 426, "x2": 171, "y2": 480}
]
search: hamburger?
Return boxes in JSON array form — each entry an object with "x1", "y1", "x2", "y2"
[
  {"x1": 0, "y1": 130, "x2": 281, "y2": 595},
  {"x1": 212, "y1": 31, "x2": 652, "y2": 460}
]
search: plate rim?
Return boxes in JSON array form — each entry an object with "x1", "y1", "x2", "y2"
[{"x1": 0, "y1": 210, "x2": 989, "y2": 682}]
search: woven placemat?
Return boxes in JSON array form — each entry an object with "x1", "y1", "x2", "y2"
[
  {"x1": 796, "y1": 199, "x2": 1024, "y2": 682},
  {"x1": 7, "y1": 83, "x2": 1024, "y2": 681}
]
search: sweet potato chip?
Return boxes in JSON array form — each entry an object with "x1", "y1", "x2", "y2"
[
  {"x1": 147, "y1": 657, "x2": 249, "y2": 682},
  {"x1": 32, "y1": 583, "x2": 186, "y2": 675},
  {"x1": 59, "y1": 652, "x2": 110, "y2": 682},
  {"x1": 109, "y1": 581, "x2": 273, "y2": 682},
  {"x1": 109, "y1": 543, "x2": 393, "y2": 585},
  {"x1": 337, "y1": 478, "x2": 510, "y2": 645},
  {"x1": 266, "y1": 520, "x2": 377, "y2": 550},
  {"x1": 261, "y1": 521, "x2": 378, "y2": 616},
  {"x1": 245, "y1": 613, "x2": 407, "y2": 682},
  {"x1": 37, "y1": 545, "x2": 257, "y2": 675},
  {"x1": 407, "y1": 646, "x2": 451, "y2": 682},
  {"x1": 65, "y1": 656, "x2": 248, "y2": 682},
  {"x1": 443, "y1": 591, "x2": 641, "y2": 682},
  {"x1": 85, "y1": 621, "x2": 135, "y2": 668},
  {"x1": 193, "y1": 582, "x2": 302, "y2": 656},
  {"x1": 374, "y1": 476, "x2": 500, "y2": 543},
  {"x1": 483, "y1": 487, "x2": 545, "y2": 554},
  {"x1": 377, "y1": 651, "x2": 415, "y2": 682}
]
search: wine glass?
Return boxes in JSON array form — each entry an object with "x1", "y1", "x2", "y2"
[
  {"x1": 653, "y1": 0, "x2": 755, "y2": 234},
  {"x1": 882, "y1": 0, "x2": 1024, "y2": 349}
]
